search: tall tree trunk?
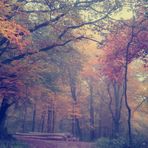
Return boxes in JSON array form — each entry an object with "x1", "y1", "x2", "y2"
[
  {"x1": 22, "y1": 105, "x2": 27, "y2": 132},
  {"x1": 98, "y1": 95, "x2": 103, "y2": 138},
  {"x1": 32, "y1": 104, "x2": 36, "y2": 132},
  {"x1": 75, "y1": 118, "x2": 82, "y2": 139},
  {"x1": 89, "y1": 82, "x2": 95, "y2": 140},
  {"x1": 22, "y1": 85, "x2": 28, "y2": 132},
  {"x1": 114, "y1": 83, "x2": 120, "y2": 137},
  {"x1": 72, "y1": 102, "x2": 76, "y2": 136},
  {"x1": 107, "y1": 82, "x2": 124, "y2": 138},
  {"x1": 41, "y1": 113, "x2": 45, "y2": 133},
  {"x1": 124, "y1": 50, "x2": 132, "y2": 147},
  {"x1": 51, "y1": 109, "x2": 55, "y2": 133},
  {"x1": 124, "y1": 26, "x2": 134, "y2": 147},
  {"x1": 114, "y1": 120, "x2": 120, "y2": 138},
  {"x1": 68, "y1": 67, "x2": 82, "y2": 138},
  {"x1": 72, "y1": 118, "x2": 75, "y2": 136},
  {"x1": 0, "y1": 96, "x2": 10, "y2": 139},
  {"x1": 71, "y1": 101, "x2": 82, "y2": 138},
  {"x1": 47, "y1": 106, "x2": 52, "y2": 133}
]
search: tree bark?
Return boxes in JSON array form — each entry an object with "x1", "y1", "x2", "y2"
[
  {"x1": 47, "y1": 106, "x2": 54, "y2": 133},
  {"x1": 75, "y1": 118, "x2": 82, "y2": 139},
  {"x1": 22, "y1": 106, "x2": 27, "y2": 132},
  {"x1": 51, "y1": 109, "x2": 55, "y2": 133},
  {"x1": 89, "y1": 82, "x2": 95, "y2": 140},
  {"x1": 31, "y1": 104, "x2": 36, "y2": 132},
  {"x1": 124, "y1": 26, "x2": 134, "y2": 147},
  {"x1": 68, "y1": 69, "x2": 82, "y2": 139},
  {"x1": 124, "y1": 50, "x2": 132, "y2": 147},
  {"x1": 41, "y1": 113, "x2": 45, "y2": 132},
  {"x1": 47, "y1": 108, "x2": 50, "y2": 133},
  {"x1": 0, "y1": 96, "x2": 10, "y2": 139}
]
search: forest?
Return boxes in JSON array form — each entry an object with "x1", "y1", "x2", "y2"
[{"x1": 0, "y1": 0, "x2": 147, "y2": 148}]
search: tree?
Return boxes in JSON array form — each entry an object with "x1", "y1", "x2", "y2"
[
  {"x1": 1, "y1": 0, "x2": 146, "y2": 142},
  {"x1": 107, "y1": 80, "x2": 124, "y2": 138},
  {"x1": 99, "y1": 8, "x2": 147, "y2": 146},
  {"x1": 59, "y1": 50, "x2": 83, "y2": 138},
  {"x1": 1, "y1": 0, "x2": 123, "y2": 65},
  {"x1": 0, "y1": 0, "x2": 31, "y2": 139}
]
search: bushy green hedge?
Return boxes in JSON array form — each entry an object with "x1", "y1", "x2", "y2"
[
  {"x1": 95, "y1": 135, "x2": 148, "y2": 148},
  {"x1": 0, "y1": 140, "x2": 29, "y2": 148}
]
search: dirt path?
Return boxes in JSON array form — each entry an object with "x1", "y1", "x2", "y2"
[{"x1": 18, "y1": 137, "x2": 94, "y2": 148}]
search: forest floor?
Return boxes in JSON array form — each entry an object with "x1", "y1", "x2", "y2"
[{"x1": 17, "y1": 137, "x2": 94, "y2": 148}]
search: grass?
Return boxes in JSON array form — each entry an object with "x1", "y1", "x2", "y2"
[{"x1": 0, "y1": 140, "x2": 29, "y2": 148}]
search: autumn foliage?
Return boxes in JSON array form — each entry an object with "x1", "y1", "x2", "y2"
[
  {"x1": 99, "y1": 18, "x2": 148, "y2": 82},
  {"x1": 0, "y1": 0, "x2": 30, "y2": 51},
  {"x1": 0, "y1": 0, "x2": 147, "y2": 145}
]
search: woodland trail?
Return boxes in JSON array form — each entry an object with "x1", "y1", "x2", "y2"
[{"x1": 17, "y1": 137, "x2": 94, "y2": 148}]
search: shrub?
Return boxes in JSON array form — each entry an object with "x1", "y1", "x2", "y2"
[
  {"x1": 95, "y1": 137, "x2": 126, "y2": 148},
  {"x1": 132, "y1": 134, "x2": 148, "y2": 148},
  {"x1": 95, "y1": 135, "x2": 148, "y2": 148}
]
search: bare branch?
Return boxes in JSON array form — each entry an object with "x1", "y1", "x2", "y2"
[{"x1": 1, "y1": 36, "x2": 84, "y2": 64}]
